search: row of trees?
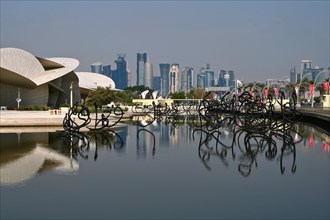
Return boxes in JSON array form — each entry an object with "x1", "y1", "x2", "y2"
[{"x1": 85, "y1": 86, "x2": 215, "y2": 107}]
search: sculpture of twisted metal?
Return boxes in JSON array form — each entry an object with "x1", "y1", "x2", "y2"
[
  {"x1": 193, "y1": 90, "x2": 301, "y2": 176},
  {"x1": 61, "y1": 102, "x2": 125, "y2": 159}
]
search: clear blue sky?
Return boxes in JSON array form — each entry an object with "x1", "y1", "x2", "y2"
[{"x1": 1, "y1": 0, "x2": 329, "y2": 84}]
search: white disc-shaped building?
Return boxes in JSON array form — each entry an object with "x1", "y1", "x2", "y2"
[{"x1": 0, "y1": 48, "x2": 117, "y2": 109}]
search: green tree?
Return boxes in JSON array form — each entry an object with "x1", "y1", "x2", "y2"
[
  {"x1": 170, "y1": 91, "x2": 186, "y2": 99},
  {"x1": 187, "y1": 88, "x2": 212, "y2": 99},
  {"x1": 85, "y1": 87, "x2": 136, "y2": 107}
]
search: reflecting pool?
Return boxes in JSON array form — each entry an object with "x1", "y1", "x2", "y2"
[{"x1": 1, "y1": 122, "x2": 329, "y2": 219}]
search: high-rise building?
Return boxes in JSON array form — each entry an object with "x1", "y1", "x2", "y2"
[
  {"x1": 137, "y1": 53, "x2": 147, "y2": 86},
  {"x1": 290, "y1": 67, "x2": 297, "y2": 84},
  {"x1": 153, "y1": 76, "x2": 161, "y2": 92},
  {"x1": 102, "y1": 64, "x2": 112, "y2": 78},
  {"x1": 297, "y1": 73, "x2": 302, "y2": 83},
  {"x1": 144, "y1": 61, "x2": 153, "y2": 89},
  {"x1": 91, "y1": 61, "x2": 103, "y2": 74},
  {"x1": 159, "y1": 64, "x2": 170, "y2": 97},
  {"x1": 112, "y1": 54, "x2": 128, "y2": 89},
  {"x1": 301, "y1": 59, "x2": 313, "y2": 81},
  {"x1": 197, "y1": 64, "x2": 215, "y2": 88},
  {"x1": 127, "y1": 68, "x2": 132, "y2": 87},
  {"x1": 169, "y1": 64, "x2": 180, "y2": 94},
  {"x1": 197, "y1": 73, "x2": 205, "y2": 88},
  {"x1": 217, "y1": 70, "x2": 226, "y2": 87},
  {"x1": 301, "y1": 60, "x2": 312, "y2": 72},
  {"x1": 181, "y1": 67, "x2": 194, "y2": 92},
  {"x1": 228, "y1": 70, "x2": 235, "y2": 89}
]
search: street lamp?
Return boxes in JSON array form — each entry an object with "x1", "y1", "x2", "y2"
[
  {"x1": 16, "y1": 88, "x2": 21, "y2": 109},
  {"x1": 70, "y1": 82, "x2": 73, "y2": 107}
]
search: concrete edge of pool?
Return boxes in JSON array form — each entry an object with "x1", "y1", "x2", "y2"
[{"x1": 0, "y1": 109, "x2": 329, "y2": 134}]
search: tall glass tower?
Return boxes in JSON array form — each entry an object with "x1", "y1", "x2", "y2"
[
  {"x1": 181, "y1": 67, "x2": 194, "y2": 92},
  {"x1": 112, "y1": 55, "x2": 128, "y2": 89},
  {"x1": 290, "y1": 67, "x2": 296, "y2": 84},
  {"x1": 144, "y1": 61, "x2": 153, "y2": 89},
  {"x1": 137, "y1": 53, "x2": 147, "y2": 86},
  {"x1": 102, "y1": 64, "x2": 112, "y2": 78},
  {"x1": 217, "y1": 70, "x2": 226, "y2": 87},
  {"x1": 197, "y1": 64, "x2": 214, "y2": 88},
  {"x1": 91, "y1": 61, "x2": 103, "y2": 74},
  {"x1": 169, "y1": 64, "x2": 180, "y2": 94},
  {"x1": 153, "y1": 76, "x2": 161, "y2": 91},
  {"x1": 228, "y1": 70, "x2": 235, "y2": 89},
  {"x1": 159, "y1": 64, "x2": 170, "y2": 97}
]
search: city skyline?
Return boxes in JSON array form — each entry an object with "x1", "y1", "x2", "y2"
[{"x1": 1, "y1": 1, "x2": 329, "y2": 84}]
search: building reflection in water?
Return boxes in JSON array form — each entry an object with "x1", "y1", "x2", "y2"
[
  {"x1": 1, "y1": 121, "x2": 328, "y2": 185},
  {"x1": 294, "y1": 123, "x2": 330, "y2": 153},
  {"x1": 0, "y1": 132, "x2": 78, "y2": 186}
]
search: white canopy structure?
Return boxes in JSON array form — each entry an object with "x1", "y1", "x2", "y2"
[{"x1": 0, "y1": 48, "x2": 117, "y2": 108}]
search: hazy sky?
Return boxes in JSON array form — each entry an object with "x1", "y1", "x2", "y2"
[{"x1": 1, "y1": 0, "x2": 329, "y2": 84}]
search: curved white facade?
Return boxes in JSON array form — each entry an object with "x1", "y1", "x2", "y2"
[
  {"x1": 76, "y1": 71, "x2": 116, "y2": 99},
  {"x1": 0, "y1": 48, "x2": 116, "y2": 109}
]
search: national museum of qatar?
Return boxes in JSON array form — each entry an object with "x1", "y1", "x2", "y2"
[{"x1": 0, "y1": 48, "x2": 115, "y2": 109}]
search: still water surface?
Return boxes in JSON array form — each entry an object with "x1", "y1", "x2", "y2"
[{"x1": 0, "y1": 122, "x2": 329, "y2": 219}]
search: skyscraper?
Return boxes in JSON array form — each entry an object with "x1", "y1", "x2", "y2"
[
  {"x1": 159, "y1": 64, "x2": 170, "y2": 97},
  {"x1": 301, "y1": 59, "x2": 313, "y2": 81},
  {"x1": 197, "y1": 73, "x2": 205, "y2": 88},
  {"x1": 169, "y1": 64, "x2": 180, "y2": 94},
  {"x1": 91, "y1": 61, "x2": 103, "y2": 74},
  {"x1": 197, "y1": 64, "x2": 215, "y2": 88},
  {"x1": 181, "y1": 67, "x2": 194, "y2": 92},
  {"x1": 112, "y1": 54, "x2": 128, "y2": 89},
  {"x1": 228, "y1": 70, "x2": 235, "y2": 89},
  {"x1": 301, "y1": 60, "x2": 312, "y2": 72},
  {"x1": 103, "y1": 64, "x2": 112, "y2": 78},
  {"x1": 137, "y1": 53, "x2": 147, "y2": 86},
  {"x1": 217, "y1": 70, "x2": 226, "y2": 87},
  {"x1": 290, "y1": 67, "x2": 297, "y2": 84},
  {"x1": 153, "y1": 76, "x2": 161, "y2": 91},
  {"x1": 144, "y1": 61, "x2": 153, "y2": 89}
]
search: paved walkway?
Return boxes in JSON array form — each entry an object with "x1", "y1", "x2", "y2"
[{"x1": 0, "y1": 109, "x2": 134, "y2": 127}]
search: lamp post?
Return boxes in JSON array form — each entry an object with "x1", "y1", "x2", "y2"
[
  {"x1": 70, "y1": 82, "x2": 73, "y2": 107},
  {"x1": 16, "y1": 88, "x2": 21, "y2": 109}
]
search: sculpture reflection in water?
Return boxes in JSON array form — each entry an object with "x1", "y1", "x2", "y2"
[
  {"x1": 60, "y1": 90, "x2": 305, "y2": 175},
  {"x1": 60, "y1": 102, "x2": 125, "y2": 161},
  {"x1": 194, "y1": 91, "x2": 303, "y2": 176},
  {"x1": 131, "y1": 100, "x2": 198, "y2": 157}
]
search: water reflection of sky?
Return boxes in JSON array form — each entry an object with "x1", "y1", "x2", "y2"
[{"x1": 0, "y1": 122, "x2": 329, "y2": 219}]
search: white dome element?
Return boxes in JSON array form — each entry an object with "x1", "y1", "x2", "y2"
[
  {"x1": 76, "y1": 72, "x2": 116, "y2": 90},
  {"x1": 33, "y1": 57, "x2": 80, "y2": 86},
  {"x1": 0, "y1": 48, "x2": 45, "y2": 80},
  {"x1": 0, "y1": 48, "x2": 80, "y2": 86}
]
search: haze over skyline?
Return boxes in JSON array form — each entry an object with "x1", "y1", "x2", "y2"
[{"x1": 1, "y1": 0, "x2": 329, "y2": 84}]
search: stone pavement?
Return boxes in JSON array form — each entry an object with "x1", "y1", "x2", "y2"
[{"x1": 0, "y1": 109, "x2": 134, "y2": 128}]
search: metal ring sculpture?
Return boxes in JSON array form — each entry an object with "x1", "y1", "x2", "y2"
[
  {"x1": 193, "y1": 90, "x2": 302, "y2": 176},
  {"x1": 61, "y1": 102, "x2": 125, "y2": 159}
]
